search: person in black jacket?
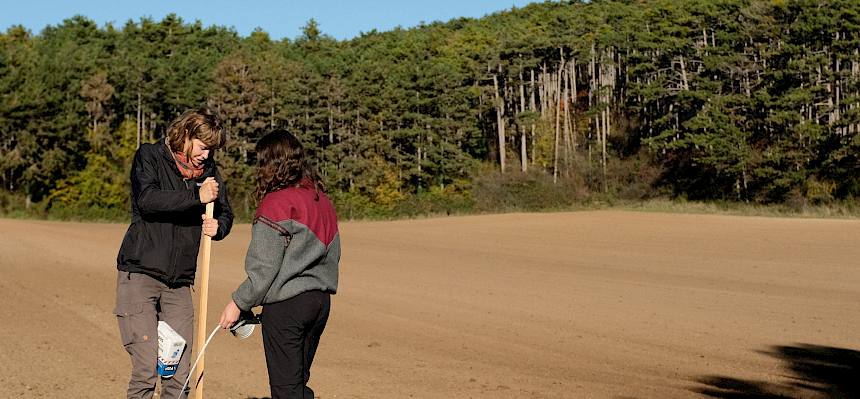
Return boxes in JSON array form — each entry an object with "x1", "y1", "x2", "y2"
[{"x1": 114, "y1": 106, "x2": 233, "y2": 399}]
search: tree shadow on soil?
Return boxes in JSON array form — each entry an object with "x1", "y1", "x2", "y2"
[{"x1": 692, "y1": 344, "x2": 860, "y2": 398}]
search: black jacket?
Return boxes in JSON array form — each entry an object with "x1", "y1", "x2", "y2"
[{"x1": 116, "y1": 138, "x2": 233, "y2": 285}]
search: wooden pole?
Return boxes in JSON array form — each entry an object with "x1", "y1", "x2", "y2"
[{"x1": 193, "y1": 202, "x2": 215, "y2": 398}]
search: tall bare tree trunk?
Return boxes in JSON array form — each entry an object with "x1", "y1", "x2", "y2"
[
  {"x1": 679, "y1": 55, "x2": 689, "y2": 91},
  {"x1": 562, "y1": 63, "x2": 571, "y2": 176},
  {"x1": 417, "y1": 142, "x2": 422, "y2": 193},
  {"x1": 835, "y1": 45, "x2": 842, "y2": 135},
  {"x1": 328, "y1": 102, "x2": 333, "y2": 144},
  {"x1": 519, "y1": 71, "x2": 527, "y2": 172},
  {"x1": 598, "y1": 47, "x2": 616, "y2": 193},
  {"x1": 553, "y1": 49, "x2": 565, "y2": 184},
  {"x1": 570, "y1": 58, "x2": 577, "y2": 150},
  {"x1": 493, "y1": 68, "x2": 506, "y2": 173},
  {"x1": 590, "y1": 43, "x2": 601, "y2": 185},
  {"x1": 540, "y1": 64, "x2": 547, "y2": 118},
  {"x1": 530, "y1": 69, "x2": 537, "y2": 166},
  {"x1": 850, "y1": 49, "x2": 860, "y2": 133}
]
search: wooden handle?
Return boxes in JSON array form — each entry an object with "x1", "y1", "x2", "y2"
[{"x1": 193, "y1": 201, "x2": 215, "y2": 398}]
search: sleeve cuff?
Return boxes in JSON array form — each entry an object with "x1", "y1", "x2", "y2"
[{"x1": 232, "y1": 291, "x2": 252, "y2": 312}]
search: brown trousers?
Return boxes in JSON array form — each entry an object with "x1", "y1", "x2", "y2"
[{"x1": 114, "y1": 271, "x2": 194, "y2": 399}]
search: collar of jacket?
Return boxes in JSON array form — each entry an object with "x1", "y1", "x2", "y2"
[{"x1": 156, "y1": 137, "x2": 216, "y2": 181}]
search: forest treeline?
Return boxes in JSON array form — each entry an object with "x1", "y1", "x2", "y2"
[{"x1": 1, "y1": 0, "x2": 858, "y2": 220}]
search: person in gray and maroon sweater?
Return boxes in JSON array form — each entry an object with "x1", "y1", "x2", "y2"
[{"x1": 219, "y1": 129, "x2": 340, "y2": 399}]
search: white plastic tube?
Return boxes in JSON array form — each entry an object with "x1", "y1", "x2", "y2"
[{"x1": 179, "y1": 325, "x2": 222, "y2": 397}]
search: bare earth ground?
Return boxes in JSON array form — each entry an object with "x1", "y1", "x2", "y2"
[{"x1": 0, "y1": 211, "x2": 858, "y2": 399}]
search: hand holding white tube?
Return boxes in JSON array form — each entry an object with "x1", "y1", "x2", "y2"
[{"x1": 219, "y1": 300, "x2": 241, "y2": 330}]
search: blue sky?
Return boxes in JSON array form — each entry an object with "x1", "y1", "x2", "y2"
[{"x1": 0, "y1": 0, "x2": 538, "y2": 41}]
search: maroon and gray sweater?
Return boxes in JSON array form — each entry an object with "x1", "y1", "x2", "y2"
[{"x1": 232, "y1": 184, "x2": 340, "y2": 311}]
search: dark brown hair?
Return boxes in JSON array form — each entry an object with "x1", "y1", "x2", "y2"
[
  {"x1": 254, "y1": 130, "x2": 324, "y2": 202},
  {"x1": 166, "y1": 106, "x2": 225, "y2": 159}
]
